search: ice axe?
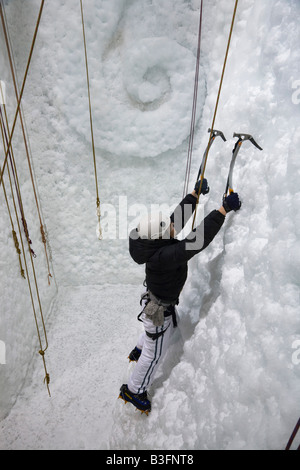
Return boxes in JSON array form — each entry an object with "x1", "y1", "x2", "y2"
[
  {"x1": 196, "y1": 128, "x2": 227, "y2": 181},
  {"x1": 192, "y1": 128, "x2": 227, "y2": 229},
  {"x1": 224, "y1": 132, "x2": 263, "y2": 196}
]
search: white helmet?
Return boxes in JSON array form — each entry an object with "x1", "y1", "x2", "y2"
[{"x1": 137, "y1": 211, "x2": 171, "y2": 240}]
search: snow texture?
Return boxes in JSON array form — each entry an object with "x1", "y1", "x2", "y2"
[{"x1": 0, "y1": 0, "x2": 299, "y2": 450}]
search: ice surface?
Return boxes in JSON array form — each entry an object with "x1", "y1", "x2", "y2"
[{"x1": 0, "y1": 0, "x2": 299, "y2": 450}]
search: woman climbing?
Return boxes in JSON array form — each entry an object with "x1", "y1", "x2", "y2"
[{"x1": 119, "y1": 179, "x2": 241, "y2": 414}]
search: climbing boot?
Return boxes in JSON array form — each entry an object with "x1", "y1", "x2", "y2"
[{"x1": 119, "y1": 384, "x2": 151, "y2": 415}]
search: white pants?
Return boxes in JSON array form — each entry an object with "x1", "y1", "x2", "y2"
[{"x1": 128, "y1": 310, "x2": 177, "y2": 395}]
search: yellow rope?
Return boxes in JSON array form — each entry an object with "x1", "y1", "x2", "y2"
[
  {"x1": 192, "y1": 0, "x2": 239, "y2": 229},
  {"x1": 0, "y1": 109, "x2": 51, "y2": 396},
  {"x1": 80, "y1": 0, "x2": 102, "y2": 240},
  {"x1": 0, "y1": 160, "x2": 25, "y2": 279},
  {"x1": 0, "y1": 0, "x2": 51, "y2": 396},
  {"x1": 0, "y1": 2, "x2": 53, "y2": 285},
  {"x1": 0, "y1": 0, "x2": 45, "y2": 188},
  {"x1": 0, "y1": 101, "x2": 25, "y2": 280}
]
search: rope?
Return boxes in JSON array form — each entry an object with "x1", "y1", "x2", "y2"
[
  {"x1": 0, "y1": 107, "x2": 51, "y2": 396},
  {"x1": 0, "y1": 93, "x2": 25, "y2": 279},
  {"x1": 0, "y1": 107, "x2": 36, "y2": 258},
  {"x1": 192, "y1": 0, "x2": 239, "y2": 229},
  {"x1": 182, "y1": 0, "x2": 204, "y2": 198},
  {"x1": 80, "y1": 0, "x2": 102, "y2": 240},
  {"x1": 0, "y1": 157, "x2": 25, "y2": 278},
  {"x1": 0, "y1": 0, "x2": 51, "y2": 396},
  {"x1": 0, "y1": 0, "x2": 44, "y2": 188},
  {"x1": 285, "y1": 417, "x2": 300, "y2": 450},
  {"x1": 0, "y1": 1, "x2": 53, "y2": 285}
]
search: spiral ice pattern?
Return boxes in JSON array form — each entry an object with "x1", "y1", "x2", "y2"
[{"x1": 93, "y1": 36, "x2": 205, "y2": 158}]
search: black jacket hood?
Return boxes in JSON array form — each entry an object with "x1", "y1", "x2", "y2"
[{"x1": 129, "y1": 229, "x2": 174, "y2": 265}]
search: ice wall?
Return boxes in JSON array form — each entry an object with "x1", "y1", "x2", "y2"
[
  {"x1": 110, "y1": 0, "x2": 300, "y2": 450},
  {"x1": 0, "y1": 0, "x2": 299, "y2": 449}
]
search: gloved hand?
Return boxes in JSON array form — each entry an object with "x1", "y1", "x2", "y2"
[
  {"x1": 194, "y1": 178, "x2": 209, "y2": 195},
  {"x1": 222, "y1": 192, "x2": 241, "y2": 213}
]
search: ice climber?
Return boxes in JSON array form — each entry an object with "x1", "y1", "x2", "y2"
[{"x1": 119, "y1": 179, "x2": 241, "y2": 414}]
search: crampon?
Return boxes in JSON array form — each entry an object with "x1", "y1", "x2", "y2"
[{"x1": 119, "y1": 384, "x2": 151, "y2": 416}]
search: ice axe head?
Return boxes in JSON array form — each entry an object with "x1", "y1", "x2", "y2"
[
  {"x1": 225, "y1": 133, "x2": 263, "y2": 196},
  {"x1": 208, "y1": 128, "x2": 227, "y2": 142},
  {"x1": 233, "y1": 133, "x2": 263, "y2": 151}
]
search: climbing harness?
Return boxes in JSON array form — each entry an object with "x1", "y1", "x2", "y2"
[
  {"x1": 224, "y1": 133, "x2": 263, "y2": 198},
  {"x1": 183, "y1": 0, "x2": 204, "y2": 198},
  {"x1": 80, "y1": 0, "x2": 102, "y2": 240},
  {"x1": 137, "y1": 289, "x2": 178, "y2": 334},
  {"x1": 192, "y1": 0, "x2": 239, "y2": 229}
]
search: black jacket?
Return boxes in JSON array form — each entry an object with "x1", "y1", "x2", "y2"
[{"x1": 129, "y1": 194, "x2": 225, "y2": 304}]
